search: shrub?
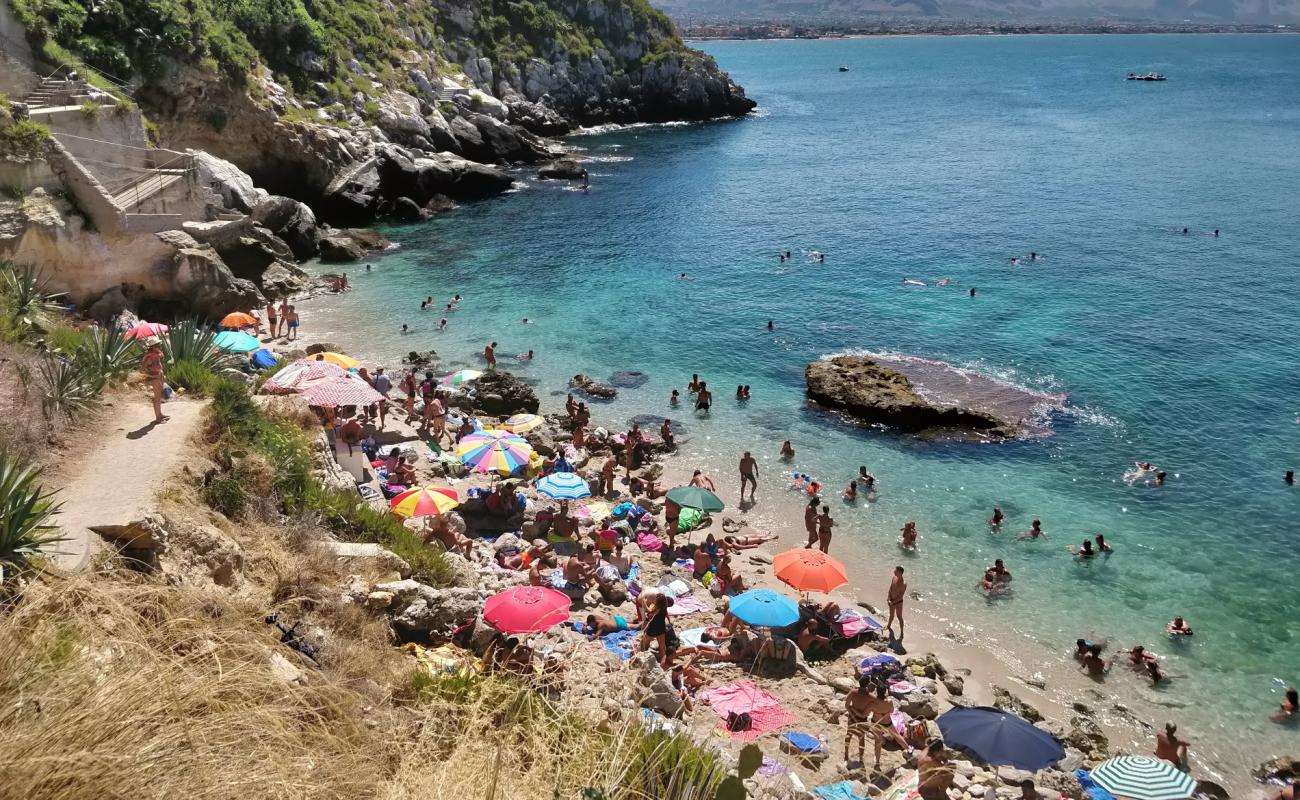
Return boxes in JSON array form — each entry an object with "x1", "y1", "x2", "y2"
[
  {"x1": 0, "y1": 117, "x2": 51, "y2": 161},
  {"x1": 166, "y1": 359, "x2": 218, "y2": 396},
  {"x1": 30, "y1": 355, "x2": 100, "y2": 418},
  {"x1": 44, "y1": 321, "x2": 87, "y2": 355},
  {"x1": 0, "y1": 447, "x2": 63, "y2": 582},
  {"x1": 73, "y1": 326, "x2": 138, "y2": 386},
  {"x1": 0, "y1": 262, "x2": 66, "y2": 335},
  {"x1": 202, "y1": 467, "x2": 249, "y2": 519},
  {"x1": 160, "y1": 319, "x2": 237, "y2": 372}
]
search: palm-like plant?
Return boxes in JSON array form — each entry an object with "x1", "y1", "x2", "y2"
[
  {"x1": 74, "y1": 326, "x2": 139, "y2": 386},
  {"x1": 35, "y1": 355, "x2": 101, "y2": 418},
  {"x1": 0, "y1": 447, "x2": 64, "y2": 582},
  {"x1": 0, "y1": 262, "x2": 66, "y2": 332},
  {"x1": 161, "y1": 319, "x2": 238, "y2": 371}
]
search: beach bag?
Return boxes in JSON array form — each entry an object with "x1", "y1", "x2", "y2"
[
  {"x1": 905, "y1": 719, "x2": 929, "y2": 748},
  {"x1": 725, "y1": 711, "x2": 753, "y2": 732}
]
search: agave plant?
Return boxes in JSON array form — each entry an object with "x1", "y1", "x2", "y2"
[
  {"x1": 160, "y1": 319, "x2": 239, "y2": 372},
  {"x1": 74, "y1": 325, "x2": 139, "y2": 386},
  {"x1": 0, "y1": 262, "x2": 66, "y2": 332},
  {"x1": 0, "y1": 447, "x2": 64, "y2": 582},
  {"x1": 35, "y1": 355, "x2": 101, "y2": 418}
]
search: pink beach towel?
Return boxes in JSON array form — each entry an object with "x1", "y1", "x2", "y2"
[
  {"x1": 700, "y1": 681, "x2": 796, "y2": 741},
  {"x1": 636, "y1": 531, "x2": 665, "y2": 552},
  {"x1": 667, "y1": 595, "x2": 710, "y2": 616}
]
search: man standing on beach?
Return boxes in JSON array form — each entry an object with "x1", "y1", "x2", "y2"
[
  {"x1": 804, "y1": 495, "x2": 820, "y2": 548},
  {"x1": 484, "y1": 341, "x2": 497, "y2": 369},
  {"x1": 887, "y1": 566, "x2": 907, "y2": 639},
  {"x1": 695, "y1": 381, "x2": 712, "y2": 413},
  {"x1": 739, "y1": 451, "x2": 758, "y2": 502}
]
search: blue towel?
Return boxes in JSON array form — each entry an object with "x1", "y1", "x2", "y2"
[
  {"x1": 782, "y1": 732, "x2": 823, "y2": 753},
  {"x1": 601, "y1": 629, "x2": 639, "y2": 660},
  {"x1": 813, "y1": 782, "x2": 864, "y2": 800},
  {"x1": 1075, "y1": 769, "x2": 1118, "y2": 800}
]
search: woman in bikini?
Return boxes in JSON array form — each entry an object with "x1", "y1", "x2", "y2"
[{"x1": 140, "y1": 338, "x2": 167, "y2": 423}]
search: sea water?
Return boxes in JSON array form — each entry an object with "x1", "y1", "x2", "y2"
[{"x1": 301, "y1": 34, "x2": 1300, "y2": 784}]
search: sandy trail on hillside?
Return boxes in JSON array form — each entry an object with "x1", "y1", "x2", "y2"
[{"x1": 46, "y1": 395, "x2": 206, "y2": 572}]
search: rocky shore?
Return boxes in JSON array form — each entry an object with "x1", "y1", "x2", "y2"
[{"x1": 805, "y1": 355, "x2": 1019, "y2": 438}]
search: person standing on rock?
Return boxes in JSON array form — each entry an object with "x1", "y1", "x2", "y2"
[
  {"x1": 804, "y1": 495, "x2": 820, "y2": 548},
  {"x1": 141, "y1": 336, "x2": 167, "y2": 424},
  {"x1": 887, "y1": 566, "x2": 907, "y2": 639},
  {"x1": 484, "y1": 341, "x2": 497, "y2": 370},
  {"x1": 739, "y1": 451, "x2": 758, "y2": 502}
]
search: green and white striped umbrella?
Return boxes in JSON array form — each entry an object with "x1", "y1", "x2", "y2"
[{"x1": 1090, "y1": 756, "x2": 1197, "y2": 800}]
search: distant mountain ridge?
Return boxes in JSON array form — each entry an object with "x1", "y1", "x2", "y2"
[{"x1": 652, "y1": 0, "x2": 1300, "y2": 25}]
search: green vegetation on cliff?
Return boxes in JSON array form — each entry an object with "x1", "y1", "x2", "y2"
[{"x1": 0, "y1": 97, "x2": 49, "y2": 162}]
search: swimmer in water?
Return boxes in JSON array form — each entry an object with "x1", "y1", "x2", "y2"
[
  {"x1": 1182, "y1": 228, "x2": 1189, "y2": 234},
  {"x1": 678, "y1": 272, "x2": 689, "y2": 280},
  {"x1": 780, "y1": 440, "x2": 795, "y2": 460},
  {"x1": 518, "y1": 350, "x2": 534, "y2": 361},
  {"x1": 1067, "y1": 540, "x2": 1096, "y2": 558},
  {"x1": 903, "y1": 278, "x2": 926, "y2": 287},
  {"x1": 522, "y1": 318, "x2": 533, "y2": 324},
  {"x1": 1029, "y1": 252, "x2": 1039, "y2": 261},
  {"x1": 843, "y1": 481, "x2": 858, "y2": 502},
  {"x1": 937, "y1": 277, "x2": 953, "y2": 287},
  {"x1": 857, "y1": 467, "x2": 875, "y2": 491},
  {"x1": 670, "y1": 389, "x2": 680, "y2": 407},
  {"x1": 1009, "y1": 257, "x2": 1020, "y2": 266},
  {"x1": 1124, "y1": 461, "x2": 1156, "y2": 483},
  {"x1": 1015, "y1": 519, "x2": 1046, "y2": 541},
  {"x1": 1214, "y1": 229, "x2": 1220, "y2": 237},
  {"x1": 1095, "y1": 534, "x2": 1112, "y2": 553},
  {"x1": 1271, "y1": 687, "x2": 1299, "y2": 724},
  {"x1": 1150, "y1": 470, "x2": 1167, "y2": 487},
  {"x1": 990, "y1": 506, "x2": 1005, "y2": 528},
  {"x1": 400, "y1": 324, "x2": 410, "y2": 335},
  {"x1": 767, "y1": 320, "x2": 774, "y2": 331},
  {"x1": 439, "y1": 318, "x2": 448, "y2": 331},
  {"x1": 900, "y1": 521, "x2": 918, "y2": 550},
  {"x1": 970, "y1": 287, "x2": 977, "y2": 297},
  {"x1": 1166, "y1": 617, "x2": 1193, "y2": 636}
]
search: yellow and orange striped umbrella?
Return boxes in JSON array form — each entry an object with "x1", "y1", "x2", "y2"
[{"x1": 389, "y1": 486, "x2": 461, "y2": 519}]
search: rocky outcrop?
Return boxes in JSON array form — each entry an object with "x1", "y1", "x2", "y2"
[
  {"x1": 451, "y1": 371, "x2": 540, "y2": 416},
  {"x1": 370, "y1": 578, "x2": 483, "y2": 640},
  {"x1": 569, "y1": 374, "x2": 617, "y2": 400},
  {"x1": 182, "y1": 217, "x2": 309, "y2": 299},
  {"x1": 317, "y1": 228, "x2": 392, "y2": 263},
  {"x1": 538, "y1": 159, "x2": 588, "y2": 180},
  {"x1": 251, "y1": 195, "x2": 320, "y2": 260},
  {"x1": 805, "y1": 355, "x2": 1017, "y2": 437}
]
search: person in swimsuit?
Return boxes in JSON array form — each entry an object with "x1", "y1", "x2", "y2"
[
  {"x1": 664, "y1": 497, "x2": 682, "y2": 549},
  {"x1": 585, "y1": 613, "x2": 639, "y2": 636},
  {"x1": 639, "y1": 594, "x2": 674, "y2": 668},
  {"x1": 900, "y1": 521, "x2": 918, "y2": 549},
  {"x1": 265, "y1": 302, "x2": 278, "y2": 338},
  {"x1": 140, "y1": 337, "x2": 167, "y2": 423},
  {"x1": 1272, "y1": 688, "x2": 1299, "y2": 724},
  {"x1": 1166, "y1": 617, "x2": 1193, "y2": 636},
  {"x1": 804, "y1": 495, "x2": 820, "y2": 548},
  {"x1": 1095, "y1": 534, "x2": 1113, "y2": 553},
  {"x1": 1080, "y1": 645, "x2": 1109, "y2": 680},
  {"x1": 1015, "y1": 519, "x2": 1045, "y2": 541},
  {"x1": 721, "y1": 534, "x2": 777, "y2": 551},
  {"x1": 739, "y1": 451, "x2": 758, "y2": 502},
  {"x1": 780, "y1": 440, "x2": 795, "y2": 460},
  {"x1": 990, "y1": 506, "x2": 1005, "y2": 528},
  {"x1": 917, "y1": 740, "x2": 953, "y2": 800},
  {"x1": 284, "y1": 306, "x2": 299, "y2": 340},
  {"x1": 816, "y1": 505, "x2": 834, "y2": 553},
  {"x1": 695, "y1": 381, "x2": 712, "y2": 413},
  {"x1": 688, "y1": 374, "x2": 700, "y2": 393},
  {"x1": 1154, "y1": 722, "x2": 1189, "y2": 769},
  {"x1": 689, "y1": 469, "x2": 717, "y2": 491},
  {"x1": 886, "y1": 566, "x2": 907, "y2": 639},
  {"x1": 483, "y1": 341, "x2": 497, "y2": 369},
  {"x1": 843, "y1": 481, "x2": 858, "y2": 502}
]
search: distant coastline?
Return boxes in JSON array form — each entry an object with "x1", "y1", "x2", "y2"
[{"x1": 680, "y1": 21, "x2": 1295, "y2": 39}]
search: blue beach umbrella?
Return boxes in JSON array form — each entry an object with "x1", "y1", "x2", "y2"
[
  {"x1": 1089, "y1": 756, "x2": 1197, "y2": 800},
  {"x1": 728, "y1": 589, "x2": 800, "y2": 628},
  {"x1": 938, "y1": 706, "x2": 1065, "y2": 771},
  {"x1": 536, "y1": 472, "x2": 591, "y2": 500},
  {"x1": 213, "y1": 330, "x2": 261, "y2": 353}
]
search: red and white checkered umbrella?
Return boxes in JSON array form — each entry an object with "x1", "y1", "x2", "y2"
[
  {"x1": 263, "y1": 359, "x2": 347, "y2": 394},
  {"x1": 299, "y1": 376, "x2": 383, "y2": 407}
]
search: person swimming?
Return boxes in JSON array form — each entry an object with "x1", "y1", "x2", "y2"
[
  {"x1": 1015, "y1": 519, "x2": 1045, "y2": 541},
  {"x1": 990, "y1": 506, "x2": 1005, "y2": 528},
  {"x1": 1095, "y1": 534, "x2": 1113, "y2": 553},
  {"x1": 1166, "y1": 617, "x2": 1193, "y2": 636},
  {"x1": 903, "y1": 278, "x2": 926, "y2": 287},
  {"x1": 937, "y1": 277, "x2": 953, "y2": 286},
  {"x1": 780, "y1": 440, "x2": 795, "y2": 460},
  {"x1": 843, "y1": 481, "x2": 858, "y2": 502},
  {"x1": 1068, "y1": 540, "x2": 1096, "y2": 558},
  {"x1": 969, "y1": 287, "x2": 977, "y2": 297}
]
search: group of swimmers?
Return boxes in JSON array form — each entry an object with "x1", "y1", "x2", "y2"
[
  {"x1": 777, "y1": 249, "x2": 825, "y2": 264},
  {"x1": 989, "y1": 508, "x2": 1115, "y2": 561}
]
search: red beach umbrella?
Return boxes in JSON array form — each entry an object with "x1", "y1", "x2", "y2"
[
  {"x1": 299, "y1": 375, "x2": 383, "y2": 407},
  {"x1": 124, "y1": 321, "x2": 169, "y2": 340},
  {"x1": 482, "y1": 586, "x2": 571, "y2": 634},
  {"x1": 773, "y1": 548, "x2": 850, "y2": 593}
]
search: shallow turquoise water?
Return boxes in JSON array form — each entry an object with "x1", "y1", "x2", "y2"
[{"x1": 303, "y1": 34, "x2": 1300, "y2": 779}]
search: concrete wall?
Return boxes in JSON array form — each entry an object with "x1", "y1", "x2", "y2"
[
  {"x1": 0, "y1": 158, "x2": 59, "y2": 192},
  {"x1": 35, "y1": 106, "x2": 148, "y2": 149},
  {"x1": 45, "y1": 139, "x2": 125, "y2": 232}
]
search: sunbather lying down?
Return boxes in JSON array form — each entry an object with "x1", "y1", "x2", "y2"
[
  {"x1": 424, "y1": 513, "x2": 473, "y2": 556},
  {"x1": 675, "y1": 629, "x2": 756, "y2": 663},
  {"x1": 723, "y1": 534, "x2": 778, "y2": 551},
  {"x1": 586, "y1": 613, "x2": 642, "y2": 636}
]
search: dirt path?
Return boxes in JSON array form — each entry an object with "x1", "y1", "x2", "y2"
[{"x1": 48, "y1": 396, "x2": 207, "y2": 572}]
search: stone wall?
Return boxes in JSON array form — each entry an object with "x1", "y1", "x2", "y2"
[{"x1": 44, "y1": 139, "x2": 126, "y2": 232}]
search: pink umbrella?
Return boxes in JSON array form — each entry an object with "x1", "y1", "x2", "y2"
[
  {"x1": 299, "y1": 376, "x2": 383, "y2": 407},
  {"x1": 263, "y1": 359, "x2": 347, "y2": 394},
  {"x1": 124, "y1": 321, "x2": 169, "y2": 340},
  {"x1": 483, "y1": 586, "x2": 571, "y2": 634}
]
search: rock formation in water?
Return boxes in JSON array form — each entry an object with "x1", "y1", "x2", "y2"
[{"x1": 805, "y1": 355, "x2": 1017, "y2": 437}]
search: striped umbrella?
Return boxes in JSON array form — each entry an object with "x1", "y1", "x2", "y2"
[
  {"x1": 389, "y1": 486, "x2": 460, "y2": 519},
  {"x1": 262, "y1": 359, "x2": 346, "y2": 393},
  {"x1": 299, "y1": 376, "x2": 383, "y2": 407},
  {"x1": 1090, "y1": 756, "x2": 1197, "y2": 800},
  {"x1": 457, "y1": 429, "x2": 533, "y2": 475},
  {"x1": 502, "y1": 413, "x2": 543, "y2": 433},
  {"x1": 442, "y1": 369, "x2": 483, "y2": 386},
  {"x1": 536, "y1": 472, "x2": 591, "y2": 500},
  {"x1": 213, "y1": 330, "x2": 261, "y2": 353}
]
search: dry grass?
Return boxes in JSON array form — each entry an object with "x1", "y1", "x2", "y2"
[{"x1": 0, "y1": 342, "x2": 100, "y2": 466}]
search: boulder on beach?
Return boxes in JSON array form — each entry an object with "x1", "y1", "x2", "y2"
[
  {"x1": 538, "y1": 159, "x2": 588, "y2": 180},
  {"x1": 455, "y1": 371, "x2": 539, "y2": 415},
  {"x1": 805, "y1": 355, "x2": 1017, "y2": 438},
  {"x1": 570, "y1": 374, "x2": 617, "y2": 400}
]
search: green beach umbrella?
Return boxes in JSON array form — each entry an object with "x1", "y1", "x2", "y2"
[
  {"x1": 1089, "y1": 756, "x2": 1197, "y2": 800},
  {"x1": 665, "y1": 485, "x2": 725, "y2": 513}
]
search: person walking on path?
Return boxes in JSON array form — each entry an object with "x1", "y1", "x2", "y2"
[
  {"x1": 739, "y1": 451, "x2": 758, "y2": 502},
  {"x1": 141, "y1": 337, "x2": 167, "y2": 424},
  {"x1": 886, "y1": 566, "x2": 907, "y2": 639}
]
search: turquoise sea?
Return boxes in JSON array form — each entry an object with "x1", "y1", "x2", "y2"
[{"x1": 302, "y1": 34, "x2": 1300, "y2": 784}]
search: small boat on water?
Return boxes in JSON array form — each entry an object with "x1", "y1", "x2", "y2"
[
  {"x1": 1126, "y1": 72, "x2": 1167, "y2": 81},
  {"x1": 838, "y1": 65, "x2": 850, "y2": 72}
]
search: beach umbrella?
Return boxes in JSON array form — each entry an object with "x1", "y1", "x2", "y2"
[
  {"x1": 124, "y1": 321, "x2": 168, "y2": 340},
  {"x1": 773, "y1": 548, "x2": 850, "y2": 593},
  {"x1": 457, "y1": 429, "x2": 533, "y2": 475},
  {"x1": 213, "y1": 330, "x2": 261, "y2": 353},
  {"x1": 442, "y1": 369, "x2": 483, "y2": 386},
  {"x1": 219, "y1": 311, "x2": 258, "y2": 329},
  {"x1": 389, "y1": 486, "x2": 460, "y2": 519},
  {"x1": 1090, "y1": 756, "x2": 1197, "y2": 800},
  {"x1": 263, "y1": 359, "x2": 347, "y2": 393},
  {"x1": 483, "y1": 586, "x2": 571, "y2": 634},
  {"x1": 308, "y1": 351, "x2": 360, "y2": 370},
  {"x1": 502, "y1": 413, "x2": 543, "y2": 433},
  {"x1": 665, "y1": 485, "x2": 725, "y2": 513},
  {"x1": 536, "y1": 472, "x2": 591, "y2": 500},
  {"x1": 299, "y1": 376, "x2": 383, "y2": 407},
  {"x1": 727, "y1": 589, "x2": 800, "y2": 628},
  {"x1": 937, "y1": 707, "x2": 1065, "y2": 771}
]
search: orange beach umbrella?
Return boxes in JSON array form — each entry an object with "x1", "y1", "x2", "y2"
[
  {"x1": 220, "y1": 311, "x2": 258, "y2": 329},
  {"x1": 773, "y1": 548, "x2": 850, "y2": 593}
]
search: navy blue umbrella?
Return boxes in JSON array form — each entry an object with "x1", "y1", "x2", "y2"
[{"x1": 937, "y1": 706, "x2": 1065, "y2": 771}]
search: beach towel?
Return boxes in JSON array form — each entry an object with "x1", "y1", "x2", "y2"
[
  {"x1": 781, "y1": 732, "x2": 823, "y2": 754},
  {"x1": 813, "y1": 782, "x2": 865, "y2": 800},
  {"x1": 667, "y1": 595, "x2": 710, "y2": 616},
  {"x1": 636, "y1": 531, "x2": 665, "y2": 552},
  {"x1": 878, "y1": 772, "x2": 921, "y2": 800},
  {"x1": 834, "y1": 610, "x2": 882, "y2": 638},
  {"x1": 757, "y1": 757, "x2": 788, "y2": 777},
  {"x1": 889, "y1": 680, "x2": 919, "y2": 696},
  {"x1": 678, "y1": 507, "x2": 706, "y2": 532},
  {"x1": 600, "y1": 629, "x2": 639, "y2": 660},
  {"x1": 856, "y1": 653, "x2": 901, "y2": 678},
  {"x1": 677, "y1": 627, "x2": 719, "y2": 650},
  {"x1": 701, "y1": 680, "x2": 797, "y2": 740},
  {"x1": 672, "y1": 558, "x2": 694, "y2": 570},
  {"x1": 660, "y1": 579, "x2": 692, "y2": 598}
]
